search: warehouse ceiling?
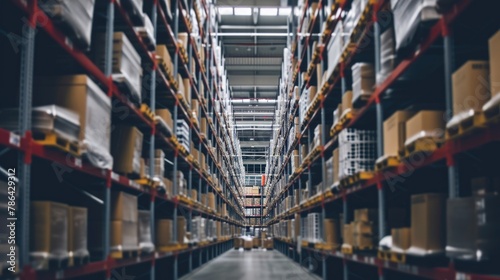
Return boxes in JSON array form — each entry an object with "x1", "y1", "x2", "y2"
[{"x1": 216, "y1": 3, "x2": 292, "y2": 170}]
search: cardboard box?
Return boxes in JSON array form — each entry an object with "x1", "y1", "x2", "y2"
[
  {"x1": 178, "y1": 32, "x2": 188, "y2": 48},
  {"x1": 190, "y1": 189, "x2": 198, "y2": 201},
  {"x1": 353, "y1": 234, "x2": 374, "y2": 248},
  {"x1": 253, "y1": 237, "x2": 260, "y2": 248},
  {"x1": 30, "y1": 201, "x2": 69, "y2": 259},
  {"x1": 111, "y1": 125, "x2": 143, "y2": 175},
  {"x1": 156, "y1": 45, "x2": 174, "y2": 75},
  {"x1": 446, "y1": 197, "x2": 476, "y2": 258},
  {"x1": 156, "y1": 219, "x2": 173, "y2": 246},
  {"x1": 333, "y1": 148, "x2": 339, "y2": 184},
  {"x1": 33, "y1": 75, "x2": 112, "y2": 168},
  {"x1": 68, "y1": 206, "x2": 88, "y2": 259},
  {"x1": 489, "y1": 31, "x2": 500, "y2": 96},
  {"x1": 452, "y1": 60, "x2": 490, "y2": 115},
  {"x1": 207, "y1": 193, "x2": 216, "y2": 210},
  {"x1": 183, "y1": 78, "x2": 191, "y2": 105},
  {"x1": 324, "y1": 219, "x2": 340, "y2": 246},
  {"x1": 191, "y1": 99, "x2": 199, "y2": 118},
  {"x1": 138, "y1": 210, "x2": 154, "y2": 252},
  {"x1": 110, "y1": 220, "x2": 138, "y2": 251},
  {"x1": 405, "y1": 110, "x2": 445, "y2": 140},
  {"x1": 177, "y1": 216, "x2": 186, "y2": 244},
  {"x1": 410, "y1": 193, "x2": 446, "y2": 253},
  {"x1": 110, "y1": 192, "x2": 138, "y2": 222},
  {"x1": 392, "y1": 227, "x2": 411, "y2": 250},
  {"x1": 383, "y1": 111, "x2": 415, "y2": 157},
  {"x1": 201, "y1": 118, "x2": 207, "y2": 134},
  {"x1": 309, "y1": 86, "x2": 318, "y2": 103},
  {"x1": 243, "y1": 239, "x2": 253, "y2": 249},
  {"x1": 342, "y1": 91, "x2": 353, "y2": 115},
  {"x1": 155, "y1": 108, "x2": 173, "y2": 129},
  {"x1": 343, "y1": 224, "x2": 353, "y2": 246},
  {"x1": 352, "y1": 221, "x2": 376, "y2": 235},
  {"x1": 354, "y1": 208, "x2": 378, "y2": 222}
]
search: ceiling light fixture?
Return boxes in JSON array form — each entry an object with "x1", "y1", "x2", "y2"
[
  {"x1": 260, "y1": 8, "x2": 277, "y2": 16},
  {"x1": 234, "y1": 7, "x2": 252, "y2": 16}
]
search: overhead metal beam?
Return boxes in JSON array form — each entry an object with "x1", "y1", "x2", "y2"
[
  {"x1": 240, "y1": 141, "x2": 269, "y2": 147},
  {"x1": 216, "y1": 32, "x2": 293, "y2": 37},
  {"x1": 229, "y1": 75, "x2": 278, "y2": 86},
  {"x1": 243, "y1": 160, "x2": 267, "y2": 164},
  {"x1": 220, "y1": 25, "x2": 288, "y2": 30}
]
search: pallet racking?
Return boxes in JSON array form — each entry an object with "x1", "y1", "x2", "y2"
[
  {"x1": 264, "y1": 0, "x2": 500, "y2": 279},
  {"x1": 0, "y1": 0, "x2": 246, "y2": 279}
]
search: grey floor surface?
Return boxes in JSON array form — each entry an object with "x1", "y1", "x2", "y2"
[{"x1": 182, "y1": 249, "x2": 322, "y2": 280}]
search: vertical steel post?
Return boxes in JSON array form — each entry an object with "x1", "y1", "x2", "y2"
[
  {"x1": 149, "y1": 3, "x2": 157, "y2": 279},
  {"x1": 18, "y1": 3, "x2": 36, "y2": 268},
  {"x1": 444, "y1": 34, "x2": 458, "y2": 198}
]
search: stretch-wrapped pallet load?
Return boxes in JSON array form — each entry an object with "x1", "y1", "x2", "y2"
[
  {"x1": 95, "y1": 33, "x2": 142, "y2": 103},
  {"x1": 352, "y1": 63, "x2": 375, "y2": 106},
  {"x1": 138, "y1": 210, "x2": 154, "y2": 253},
  {"x1": 68, "y1": 206, "x2": 89, "y2": 265},
  {"x1": 338, "y1": 128, "x2": 376, "y2": 179},
  {"x1": 326, "y1": 22, "x2": 345, "y2": 79},
  {"x1": 0, "y1": 105, "x2": 80, "y2": 147},
  {"x1": 111, "y1": 125, "x2": 143, "y2": 176},
  {"x1": 33, "y1": 75, "x2": 112, "y2": 169},
  {"x1": 39, "y1": 0, "x2": 96, "y2": 49},
  {"x1": 382, "y1": 110, "x2": 416, "y2": 158},
  {"x1": 176, "y1": 119, "x2": 190, "y2": 152},
  {"x1": 391, "y1": 0, "x2": 440, "y2": 51},
  {"x1": 343, "y1": 0, "x2": 369, "y2": 40},
  {"x1": 377, "y1": 27, "x2": 396, "y2": 85},
  {"x1": 30, "y1": 201, "x2": 69, "y2": 270}
]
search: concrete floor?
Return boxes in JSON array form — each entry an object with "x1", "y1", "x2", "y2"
[{"x1": 182, "y1": 249, "x2": 321, "y2": 280}]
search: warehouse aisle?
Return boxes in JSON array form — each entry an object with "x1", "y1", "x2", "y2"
[{"x1": 183, "y1": 249, "x2": 321, "y2": 280}]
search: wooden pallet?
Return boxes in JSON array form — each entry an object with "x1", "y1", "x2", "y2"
[
  {"x1": 378, "y1": 249, "x2": 391, "y2": 261},
  {"x1": 446, "y1": 111, "x2": 486, "y2": 139},
  {"x1": 340, "y1": 171, "x2": 374, "y2": 188},
  {"x1": 140, "y1": 104, "x2": 155, "y2": 123},
  {"x1": 110, "y1": 249, "x2": 140, "y2": 259},
  {"x1": 341, "y1": 244, "x2": 353, "y2": 255},
  {"x1": 156, "y1": 57, "x2": 178, "y2": 91},
  {"x1": 301, "y1": 240, "x2": 309, "y2": 248},
  {"x1": 402, "y1": 137, "x2": 443, "y2": 158},
  {"x1": 390, "y1": 250, "x2": 407, "y2": 263},
  {"x1": 33, "y1": 132, "x2": 80, "y2": 156},
  {"x1": 158, "y1": 244, "x2": 188, "y2": 253},
  {"x1": 375, "y1": 155, "x2": 400, "y2": 171}
]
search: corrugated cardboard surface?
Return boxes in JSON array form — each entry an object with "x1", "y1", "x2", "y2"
[
  {"x1": 111, "y1": 125, "x2": 143, "y2": 174},
  {"x1": 411, "y1": 193, "x2": 446, "y2": 251},
  {"x1": 354, "y1": 208, "x2": 378, "y2": 223},
  {"x1": 31, "y1": 201, "x2": 68, "y2": 255},
  {"x1": 490, "y1": 31, "x2": 500, "y2": 96},
  {"x1": 68, "y1": 206, "x2": 88, "y2": 256},
  {"x1": 156, "y1": 219, "x2": 173, "y2": 246},
  {"x1": 178, "y1": 216, "x2": 186, "y2": 244},
  {"x1": 324, "y1": 219, "x2": 340, "y2": 246},
  {"x1": 383, "y1": 110, "x2": 415, "y2": 156},
  {"x1": 342, "y1": 91, "x2": 353, "y2": 114},
  {"x1": 156, "y1": 108, "x2": 173, "y2": 129},
  {"x1": 452, "y1": 60, "x2": 490, "y2": 115},
  {"x1": 405, "y1": 110, "x2": 445, "y2": 140},
  {"x1": 391, "y1": 227, "x2": 411, "y2": 250},
  {"x1": 110, "y1": 220, "x2": 138, "y2": 251}
]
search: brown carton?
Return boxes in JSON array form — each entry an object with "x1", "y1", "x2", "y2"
[
  {"x1": 183, "y1": 78, "x2": 191, "y2": 105},
  {"x1": 343, "y1": 224, "x2": 353, "y2": 246},
  {"x1": 68, "y1": 206, "x2": 88, "y2": 259},
  {"x1": 452, "y1": 60, "x2": 490, "y2": 115},
  {"x1": 30, "y1": 201, "x2": 69, "y2": 257},
  {"x1": 208, "y1": 193, "x2": 216, "y2": 210},
  {"x1": 177, "y1": 216, "x2": 186, "y2": 244},
  {"x1": 155, "y1": 108, "x2": 173, "y2": 129},
  {"x1": 342, "y1": 91, "x2": 353, "y2": 115},
  {"x1": 333, "y1": 148, "x2": 339, "y2": 183},
  {"x1": 190, "y1": 189, "x2": 198, "y2": 201},
  {"x1": 410, "y1": 193, "x2": 446, "y2": 252},
  {"x1": 354, "y1": 208, "x2": 377, "y2": 223},
  {"x1": 383, "y1": 111, "x2": 415, "y2": 157},
  {"x1": 489, "y1": 31, "x2": 500, "y2": 96},
  {"x1": 111, "y1": 125, "x2": 143, "y2": 175},
  {"x1": 352, "y1": 221, "x2": 376, "y2": 235},
  {"x1": 391, "y1": 227, "x2": 411, "y2": 250},
  {"x1": 324, "y1": 219, "x2": 340, "y2": 247},
  {"x1": 110, "y1": 220, "x2": 138, "y2": 251},
  {"x1": 309, "y1": 86, "x2": 318, "y2": 103},
  {"x1": 110, "y1": 192, "x2": 138, "y2": 222},
  {"x1": 405, "y1": 110, "x2": 445, "y2": 141},
  {"x1": 156, "y1": 45, "x2": 174, "y2": 75},
  {"x1": 156, "y1": 219, "x2": 173, "y2": 246}
]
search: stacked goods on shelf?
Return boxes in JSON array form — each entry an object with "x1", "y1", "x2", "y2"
[
  {"x1": 0, "y1": 105, "x2": 80, "y2": 152},
  {"x1": 489, "y1": 31, "x2": 500, "y2": 97},
  {"x1": 344, "y1": 0, "x2": 369, "y2": 40},
  {"x1": 95, "y1": 32, "x2": 143, "y2": 103},
  {"x1": 306, "y1": 213, "x2": 322, "y2": 244},
  {"x1": 156, "y1": 45, "x2": 175, "y2": 85},
  {"x1": 404, "y1": 110, "x2": 445, "y2": 151},
  {"x1": 176, "y1": 119, "x2": 190, "y2": 152},
  {"x1": 338, "y1": 128, "x2": 376, "y2": 180},
  {"x1": 324, "y1": 218, "x2": 341, "y2": 249},
  {"x1": 390, "y1": 0, "x2": 440, "y2": 52},
  {"x1": 326, "y1": 22, "x2": 345, "y2": 79},
  {"x1": 342, "y1": 209, "x2": 378, "y2": 250},
  {"x1": 30, "y1": 201, "x2": 70, "y2": 269},
  {"x1": 138, "y1": 210, "x2": 155, "y2": 253},
  {"x1": 39, "y1": 0, "x2": 96, "y2": 49},
  {"x1": 380, "y1": 110, "x2": 415, "y2": 161},
  {"x1": 67, "y1": 206, "x2": 89, "y2": 265},
  {"x1": 377, "y1": 28, "x2": 396, "y2": 85},
  {"x1": 110, "y1": 125, "x2": 143, "y2": 177},
  {"x1": 33, "y1": 75, "x2": 112, "y2": 169},
  {"x1": 312, "y1": 124, "x2": 323, "y2": 149},
  {"x1": 352, "y1": 63, "x2": 375, "y2": 106},
  {"x1": 408, "y1": 193, "x2": 446, "y2": 255},
  {"x1": 447, "y1": 60, "x2": 490, "y2": 128},
  {"x1": 120, "y1": 0, "x2": 144, "y2": 20},
  {"x1": 134, "y1": 13, "x2": 156, "y2": 50},
  {"x1": 108, "y1": 192, "x2": 138, "y2": 257},
  {"x1": 446, "y1": 177, "x2": 500, "y2": 260}
]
